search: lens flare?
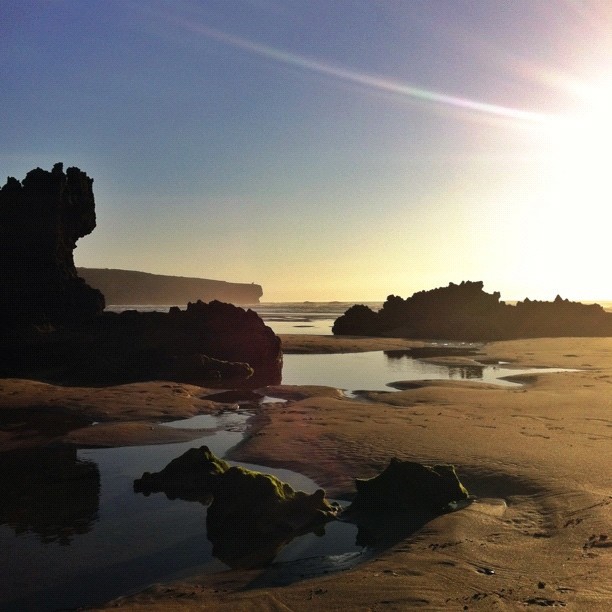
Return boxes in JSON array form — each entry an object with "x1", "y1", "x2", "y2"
[{"x1": 173, "y1": 18, "x2": 549, "y2": 125}]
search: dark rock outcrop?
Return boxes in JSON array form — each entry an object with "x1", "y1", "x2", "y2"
[
  {"x1": 332, "y1": 303, "x2": 381, "y2": 336},
  {"x1": 0, "y1": 165, "x2": 281, "y2": 387},
  {"x1": 0, "y1": 163, "x2": 105, "y2": 324},
  {"x1": 68, "y1": 299, "x2": 281, "y2": 386},
  {"x1": 134, "y1": 446, "x2": 340, "y2": 569},
  {"x1": 344, "y1": 459, "x2": 470, "y2": 548},
  {"x1": 134, "y1": 448, "x2": 474, "y2": 567},
  {"x1": 348, "y1": 458, "x2": 469, "y2": 514},
  {"x1": 0, "y1": 300, "x2": 282, "y2": 387},
  {"x1": 78, "y1": 267, "x2": 263, "y2": 305},
  {"x1": 333, "y1": 281, "x2": 612, "y2": 341}
]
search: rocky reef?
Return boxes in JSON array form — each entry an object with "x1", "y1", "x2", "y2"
[
  {"x1": 333, "y1": 281, "x2": 612, "y2": 341},
  {"x1": 135, "y1": 447, "x2": 470, "y2": 568},
  {"x1": 135, "y1": 445, "x2": 340, "y2": 568},
  {"x1": 0, "y1": 165, "x2": 281, "y2": 386}
]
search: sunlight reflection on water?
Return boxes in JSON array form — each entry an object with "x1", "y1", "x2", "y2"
[{"x1": 281, "y1": 351, "x2": 570, "y2": 391}]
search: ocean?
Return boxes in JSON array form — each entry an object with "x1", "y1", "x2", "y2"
[{"x1": 105, "y1": 301, "x2": 383, "y2": 336}]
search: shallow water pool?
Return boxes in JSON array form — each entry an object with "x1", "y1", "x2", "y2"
[
  {"x1": 281, "y1": 350, "x2": 572, "y2": 392},
  {"x1": 0, "y1": 412, "x2": 362, "y2": 611}
]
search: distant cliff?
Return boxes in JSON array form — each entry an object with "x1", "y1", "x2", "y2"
[{"x1": 78, "y1": 268, "x2": 263, "y2": 305}]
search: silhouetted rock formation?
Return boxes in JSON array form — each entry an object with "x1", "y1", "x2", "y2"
[
  {"x1": 0, "y1": 300, "x2": 281, "y2": 386},
  {"x1": 78, "y1": 268, "x2": 263, "y2": 306},
  {"x1": 135, "y1": 448, "x2": 472, "y2": 567},
  {"x1": 333, "y1": 281, "x2": 612, "y2": 341},
  {"x1": 0, "y1": 165, "x2": 281, "y2": 386},
  {"x1": 134, "y1": 446, "x2": 340, "y2": 569},
  {"x1": 0, "y1": 164, "x2": 105, "y2": 323},
  {"x1": 348, "y1": 459, "x2": 469, "y2": 515}
]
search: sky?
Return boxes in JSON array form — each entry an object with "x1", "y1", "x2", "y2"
[{"x1": 1, "y1": 0, "x2": 611, "y2": 302}]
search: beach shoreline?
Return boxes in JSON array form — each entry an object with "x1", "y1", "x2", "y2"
[{"x1": 1, "y1": 335, "x2": 611, "y2": 609}]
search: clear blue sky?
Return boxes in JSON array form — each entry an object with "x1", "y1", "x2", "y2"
[{"x1": 2, "y1": 1, "x2": 611, "y2": 301}]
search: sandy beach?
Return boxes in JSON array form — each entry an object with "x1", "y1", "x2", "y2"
[{"x1": 1, "y1": 335, "x2": 611, "y2": 609}]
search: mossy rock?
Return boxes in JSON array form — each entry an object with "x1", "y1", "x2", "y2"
[
  {"x1": 133, "y1": 445, "x2": 229, "y2": 501},
  {"x1": 134, "y1": 446, "x2": 340, "y2": 568}
]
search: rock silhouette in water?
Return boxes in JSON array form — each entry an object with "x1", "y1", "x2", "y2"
[
  {"x1": 0, "y1": 163, "x2": 105, "y2": 323},
  {"x1": 0, "y1": 165, "x2": 281, "y2": 386},
  {"x1": 0, "y1": 448, "x2": 100, "y2": 545},
  {"x1": 134, "y1": 445, "x2": 340, "y2": 569},
  {"x1": 333, "y1": 280, "x2": 612, "y2": 340}
]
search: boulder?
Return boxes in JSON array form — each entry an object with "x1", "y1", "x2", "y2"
[
  {"x1": 348, "y1": 458, "x2": 469, "y2": 514},
  {"x1": 134, "y1": 446, "x2": 340, "y2": 568},
  {"x1": 134, "y1": 445, "x2": 229, "y2": 503},
  {"x1": 206, "y1": 467, "x2": 339, "y2": 568},
  {"x1": 331, "y1": 303, "x2": 379, "y2": 335}
]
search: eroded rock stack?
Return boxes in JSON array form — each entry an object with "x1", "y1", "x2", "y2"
[{"x1": 0, "y1": 163, "x2": 105, "y2": 324}]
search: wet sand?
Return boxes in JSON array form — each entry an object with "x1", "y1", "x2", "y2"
[{"x1": 1, "y1": 336, "x2": 611, "y2": 609}]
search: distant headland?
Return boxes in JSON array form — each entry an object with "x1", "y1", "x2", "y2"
[{"x1": 77, "y1": 268, "x2": 263, "y2": 306}]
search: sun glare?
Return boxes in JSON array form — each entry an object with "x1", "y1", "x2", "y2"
[
  {"x1": 548, "y1": 77, "x2": 612, "y2": 203},
  {"x1": 508, "y1": 75, "x2": 612, "y2": 299}
]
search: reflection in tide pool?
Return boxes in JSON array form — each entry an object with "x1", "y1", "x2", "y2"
[
  {"x1": 0, "y1": 412, "x2": 360, "y2": 611},
  {"x1": 281, "y1": 350, "x2": 570, "y2": 391}
]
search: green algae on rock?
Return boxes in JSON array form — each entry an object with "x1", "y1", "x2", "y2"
[
  {"x1": 134, "y1": 445, "x2": 230, "y2": 502},
  {"x1": 134, "y1": 445, "x2": 340, "y2": 568}
]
